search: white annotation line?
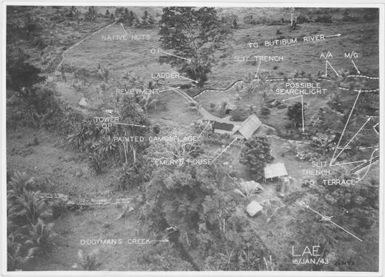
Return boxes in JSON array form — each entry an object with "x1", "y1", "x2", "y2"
[
  {"x1": 120, "y1": 23, "x2": 129, "y2": 35},
  {"x1": 373, "y1": 123, "x2": 379, "y2": 135},
  {"x1": 324, "y1": 33, "x2": 342, "y2": 38},
  {"x1": 55, "y1": 21, "x2": 117, "y2": 71},
  {"x1": 324, "y1": 60, "x2": 340, "y2": 77},
  {"x1": 355, "y1": 148, "x2": 379, "y2": 182},
  {"x1": 149, "y1": 239, "x2": 169, "y2": 243},
  {"x1": 158, "y1": 89, "x2": 170, "y2": 93},
  {"x1": 198, "y1": 121, "x2": 211, "y2": 139},
  {"x1": 351, "y1": 59, "x2": 361, "y2": 74},
  {"x1": 159, "y1": 50, "x2": 191, "y2": 63},
  {"x1": 330, "y1": 90, "x2": 362, "y2": 166},
  {"x1": 351, "y1": 160, "x2": 369, "y2": 172},
  {"x1": 211, "y1": 137, "x2": 239, "y2": 164},
  {"x1": 333, "y1": 117, "x2": 371, "y2": 162},
  {"x1": 255, "y1": 58, "x2": 262, "y2": 78},
  {"x1": 114, "y1": 122, "x2": 147, "y2": 128},
  {"x1": 330, "y1": 160, "x2": 366, "y2": 167},
  {"x1": 297, "y1": 201, "x2": 363, "y2": 242},
  {"x1": 167, "y1": 87, "x2": 194, "y2": 103},
  {"x1": 178, "y1": 75, "x2": 198, "y2": 83}
]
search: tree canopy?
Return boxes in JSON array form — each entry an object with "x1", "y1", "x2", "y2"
[
  {"x1": 287, "y1": 102, "x2": 303, "y2": 129},
  {"x1": 239, "y1": 137, "x2": 274, "y2": 180},
  {"x1": 159, "y1": 7, "x2": 231, "y2": 87}
]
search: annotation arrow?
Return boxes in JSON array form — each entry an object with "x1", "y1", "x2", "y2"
[
  {"x1": 325, "y1": 33, "x2": 342, "y2": 38},
  {"x1": 255, "y1": 59, "x2": 262, "y2": 78},
  {"x1": 149, "y1": 239, "x2": 169, "y2": 243},
  {"x1": 211, "y1": 137, "x2": 239, "y2": 164},
  {"x1": 114, "y1": 122, "x2": 147, "y2": 128},
  {"x1": 329, "y1": 90, "x2": 362, "y2": 166},
  {"x1": 332, "y1": 160, "x2": 367, "y2": 167},
  {"x1": 198, "y1": 121, "x2": 211, "y2": 139},
  {"x1": 120, "y1": 23, "x2": 130, "y2": 35},
  {"x1": 159, "y1": 50, "x2": 192, "y2": 63},
  {"x1": 179, "y1": 75, "x2": 199, "y2": 83},
  {"x1": 351, "y1": 59, "x2": 361, "y2": 74},
  {"x1": 332, "y1": 117, "x2": 372, "y2": 163},
  {"x1": 324, "y1": 60, "x2": 341, "y2": 77}
]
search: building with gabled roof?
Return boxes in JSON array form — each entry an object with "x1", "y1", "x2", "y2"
[
  {"x1": 232, "y1": 114, "x2": 262, "y2": 140},
  {"x1": 264, "y1": 162, "x2": 288, "y2": 180}
]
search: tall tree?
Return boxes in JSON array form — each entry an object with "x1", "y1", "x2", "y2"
[
  {"x1": 86, "y1": 6, "x2": 97, "y2": 22},
  {"x1": 6, "y1": 48, "x2": 45, "y2": 91},
  {"x1": 239, "y1": 137, "x2": 274, "y2": 180},
  {"x1": 287, "y1": 102, "x2": 303, "y2": 129},
  {"x1": 118, "y1": 94, "x2": 150, "y2": 164},
  {"x1": 159, "y1": 7, "x2": 231, "y2": 87},
  {"x1": 141, "y1": 10, "x2": 155, "y2": 27}
]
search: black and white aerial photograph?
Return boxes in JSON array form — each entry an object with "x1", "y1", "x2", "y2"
[{"x1": 1, "y1": 1, "x2": 384, "y2": 276}]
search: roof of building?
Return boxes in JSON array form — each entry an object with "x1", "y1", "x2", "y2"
[
  {"x1": 213, "y1": 121, "x2": 234, "y2": 131},
  {"x1": 264, "y1": 162, "x2": 288, "y2": 179},
  {"x1": 232, "y1": 114, "x2": 262, "y2": 140},
  {"x1": 246, "y1": 200, "x2": 263, "y2": 217}
]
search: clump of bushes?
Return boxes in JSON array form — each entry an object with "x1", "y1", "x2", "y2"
[
  {"x1": 67, "y1": 120, "x2": 124, "y2": 175},
  {"x1": 7, "y1": 171, "x2": 57, "y2": 271},
  {"x1": 6, "y1": 49, "x2": 45, "y2": 91},
  {"x1": 67, "y1": 119, "x2": 102, "y2": 152},
  {"x1": 230, "y1": 107, "x2": 249, "y2": 121},
  {"x1": 296, "y1": 14, "x2": 310, "y2": 24},
  {"x1": 115, "y1": 160, "x2": 150, "y2": 191},
  {"x1": 6, "y1": 49, "x2": 72, "y2": 131}
]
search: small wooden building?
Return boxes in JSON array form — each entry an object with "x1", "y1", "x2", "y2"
[{"x1": 264, "y1": 162, "x2": 288, "y2": 181}]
